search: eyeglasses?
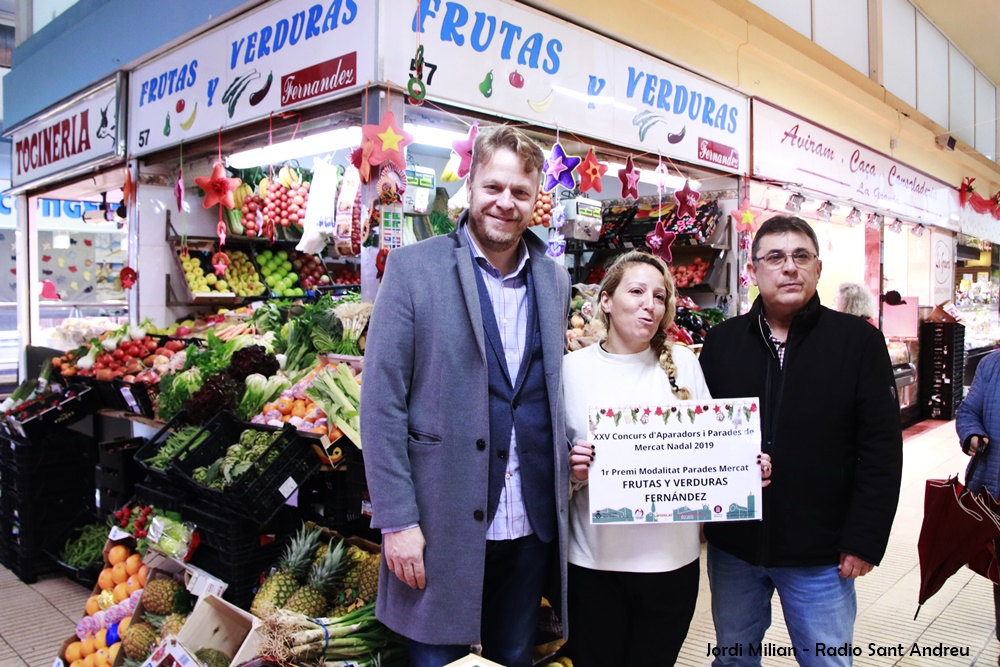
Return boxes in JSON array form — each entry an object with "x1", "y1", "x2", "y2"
[{"x1": 752, "y1": 251, "x2": 819, "y2": 269}]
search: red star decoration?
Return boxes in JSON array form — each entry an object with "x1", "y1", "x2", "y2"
[
  {"x1": 578, "y1": 148, "x2": 608, "y2": 193},
  {"x1": 211, "y1": 251, "x2": 230, "y2": 277},
  {"x1": 361, "y1": 110, "x2": 413, "y2": 172},
  {"x1": 732, "y1": 198, "x2": 757, "y2": 233},
  {"x1": 119, "y1": 267, "x2": 137, "y2": 289},
  {"x1": 645, "y1": 220, "x2": 677, "y2": 262},
  {"x1": 451, "y1": 122, "x2": 478, "y2": 179},
  {"x1": 674, "y1": 180, "x2": 701, "y2": 220},
  {"x1": 618, "y1": 156, "x2": 640, "y2": 200},
  {"x1": 194, "y1": 162, "x2": 242, "y2": 210}
]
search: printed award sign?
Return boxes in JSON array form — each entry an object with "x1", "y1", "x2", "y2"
[{"x1": 588, "y1": 398, "x2": 762, "y2": 524}]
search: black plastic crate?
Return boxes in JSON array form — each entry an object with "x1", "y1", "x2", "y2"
[
  {"x1": 187, "y1": 543, "x2": 276, "y2": 610},
  {"x1": 133, "y1": 478, "x2": 187, "y2": 513},
  {"x1": 134, "y1": 411, "x2": 193, "y2": 483},
  {"x1": 181, "y1": 498, "x2": 298, "y2": 553},
  {"x1": 0, "y1": 541, "x2": 59, "y2": 584},
  {"x1": 0, "y1": 430, "x2": 94, "y2": 473},
  {"x1": 170, "y1": 412, "x2": 319, "y2": 523},
  {"x1": 116, "y1": 380, "x2": 158, "y2": 418},
  {"x1": 2, "y1": 386, "x2": 100, "y2": 442},
  {"x1": 99, "y1": 436, "x2": 145, "y2": 478}
]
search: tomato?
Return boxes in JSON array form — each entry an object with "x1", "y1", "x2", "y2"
[
  {"x1": 145, "y1": 339, "x2": 158, "y2": 352},
  {"x1": 164, "y1": 340, "x2": 185, "y2": 352},
  {"x1": 113, "y1": 348, "x2": 125, "y2": 361}
]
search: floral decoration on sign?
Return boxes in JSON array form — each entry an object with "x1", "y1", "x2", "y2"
[
  {"x1": 542, "y1": 142, "x2": 582, "y2": 193},
  {"x1": 578, "y1": 148, "x2": 608, "y2": 193},
  {"x1": 590, "y1": 401, "x2": 759, "y2": 427}
]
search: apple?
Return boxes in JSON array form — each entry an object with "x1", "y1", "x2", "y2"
[{"x1": 509, "y1": 71, "x2": 524, "y2": 88}]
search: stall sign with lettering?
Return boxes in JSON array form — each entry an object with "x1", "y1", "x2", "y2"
[
  {"x1": 128, "y1": 0, "x2": 376, "y2": 156},
  {"x1": 752, "y1": 101, "x2": 958, "y2": 226}
]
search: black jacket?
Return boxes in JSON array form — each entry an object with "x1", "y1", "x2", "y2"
[{"x1": 699, "y1": 294, "x2": 903, "y2": 567}]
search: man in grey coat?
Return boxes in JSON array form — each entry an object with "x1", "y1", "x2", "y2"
[{"x1": 360, "y1": 125, "x2": 571, "y2": 667}]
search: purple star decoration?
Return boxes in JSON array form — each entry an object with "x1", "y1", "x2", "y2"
[
  {"x1": 547, "y1": 231, "x2": 566, "y2": 258},
  {"x1": 645, "y1": 220, "x2": 677, "y2": 262},
  {"x1": 542, "y1": 143, "x2": 581, "y2": 193}
]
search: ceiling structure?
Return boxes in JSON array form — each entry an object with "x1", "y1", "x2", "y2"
[{"x1": 911, "y1": 0, "x2": 1000, "y2": 86}]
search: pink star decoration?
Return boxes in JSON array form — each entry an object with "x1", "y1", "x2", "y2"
[
  {"x1": 732, "y1": 198, "x2": 757, "y2": 233},
  {"x1": 645, "y1": 220, "x2": 677, "y2": 262},
  {"x1": 542, "y1": 143, "x2": 582, "y2": 193},
  {"x1": 211, "y1": 251, "x2": 230, "y2": 277},
  {"x1": 674, "y1": 180, "x2": 701, "y2": 220},
  {"x1": 452, "y1": 122, "x2": 479, "y2": 179},
  {"x1": 578, "y1": 148, "x2": 608, "y2": 193},
  {"x1": 360, "y1": 110, "x2": 414, "y2": 172},
  {"x1": 174, "y1": 168, "x2": 186, "y2": 212},
  {"x1": 194, "y1": 162, "x2": 242, "y2": 210},
  {"x1": 619, "y1": 156, "x2": 640, "y2": 200}
]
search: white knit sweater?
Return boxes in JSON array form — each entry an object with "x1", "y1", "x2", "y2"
[{"x1": 563, "y1": 343, "x2": 711, "y2": 572}]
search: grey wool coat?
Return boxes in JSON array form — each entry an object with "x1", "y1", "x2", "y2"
[{"x1": 359, "y1": 224, "x2": 571, "y2": 645}]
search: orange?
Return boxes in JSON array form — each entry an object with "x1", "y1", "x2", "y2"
[
  {"x1": 80, "y1": 637, "x2": 96, "y2": 657},
  {"x1": 95, "y1": 628, "x2": 108, "y2": 649},
  {"x1": 108, "y1": 644, "x2": 120, "y2": 663},
  {"x1": 69, "y1": 661, "x2": 85, "y2": 667},
  {"x1": 82, "y1": 654, "x2": 96, "y2": 667},
  {"x1": 93, "y1": 648, "x2": 109, "y2": 667},
  {"x1": 125, "y1": 575, "x2": 142, "y2": 596},
  {"x1": 107, "y1": 544, "x2": 130, "y2": 566},
  {"x1": 124, "y1": 553, "x2": 142, "y2": 576},
  {"x1": 111, "y1": 561, "x2": 128, "y2": 585},
  {"x1": 117, "y1": 617, "x2": 131, "y2": 635},
  {"x1": 112, "y1": 581, "x2": 129, "y2": 603},
  {"x1": 85, "y1": 595, "x2": 101, "y2": 616},
  {"x1": 97, "y1": 568, "x2": 114, "y2": 591},
  {"x1": 136, "y1": 565, "x2": 149, "y2": 587},
  {"x1": 65, "y1": 641, "x2": 83, "y2": 663}
]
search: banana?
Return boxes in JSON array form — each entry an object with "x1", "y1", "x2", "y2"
[
  {"x1": 258, "y1": 177, "x2": 270, "y2": 199},
  {"x1": 180, "y1": 103, "x2": 198, "y2": 131},
  {"x1": 441, "y1": 153, "x2": 461, "y2": 182},
  {"x1": 527, "y1": 89, "x2": 555, "y2": 113},
  {"x1": 277, "y1": 166, "x2": 291, "y2": 189}
]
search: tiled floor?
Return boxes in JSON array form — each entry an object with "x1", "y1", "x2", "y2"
[{"x1": 2, "y1": 419, "x2": 997, "y2": 667}]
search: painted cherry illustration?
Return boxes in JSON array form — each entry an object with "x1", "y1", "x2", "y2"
[{"x1": 509, "y1": 70, "x2": 524, "y2": 88}]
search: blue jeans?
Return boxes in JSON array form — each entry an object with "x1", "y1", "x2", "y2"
[
  {"x1": 408, "y1": 534, "x2": 550, "y2": 667},
  {"x1": 707, "y1": 545, "x2": 857, "y2": 667}
]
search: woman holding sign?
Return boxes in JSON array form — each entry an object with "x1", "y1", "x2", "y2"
[{"x1": 563, "y1": 251, "x2": 771, "y2": 666}]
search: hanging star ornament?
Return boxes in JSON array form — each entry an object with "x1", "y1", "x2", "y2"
[
  {"x1": 674, "y1": 179, "x2": 701, "y2": 220},
  {"x1": 577, "y1": 148, "x2": 608, "y2": 193},
  {"x1": 645, "y1": 220, "x2": 677, "y2": 262},
  {"x1": 194, "y1": 162, "x2": 242, "y2": 209},
  {"x1": 211, "y1": 251, "x2": 230, "y2": 277},
  {"x1": 122, "y1": 170, "x2": 136, "y2": 207},
  {"x1": 452, "y1": 122, "x2": 479, "y2": 179},
  {"x1": 542, "y1": 142, "x2": 582, "y2": 193},
  {"x1": 119, "y1": 267, "x2": 137, "y2": 290},
  {"x1": 361, "y1": 110, "x2": 414, "y2": 172},
  {"x1": 732, "y1": 198, "x2": 757, "y2": 234},
  {"x1": 174, "y1": 168, "x2": 185, "y2": 212},
  {"x1": 547, "y1": 231, "x2": 566, "y2": 258},
  {"x1": 619, "y1": 156, "x2": 640, "y2": 200}
]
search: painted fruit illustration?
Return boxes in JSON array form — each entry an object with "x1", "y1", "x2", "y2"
[
  {"x1": 509, "y1": 70, "x2": 524, "y2": 88},
  {"x1": 479, "y1": 70, "x2": 494, "y2": 98}
]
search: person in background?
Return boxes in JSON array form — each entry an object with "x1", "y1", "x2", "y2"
[
  {"x1": 836, "y1": 282, "x2": 877, "y2": 326},
  {"x1": 360, "y1": 125, "x2": 571, "y2": 667},
  {"x1": 698, "y1": 215, "x2": 903, "y2": 666},
  {"x1": 563, "y1": 251, "x2": 771, "y2": 667},
  {"x1": 956, "y1": 349, "x2": 1000, "y2": 665}
]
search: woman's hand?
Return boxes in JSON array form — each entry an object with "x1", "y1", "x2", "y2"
[
  {"x1": 757, "y1": 452, "x2": 773, "y2": 488},
  {"x1": 570, "y1": 440, "x2": 595, "y2": 482}
]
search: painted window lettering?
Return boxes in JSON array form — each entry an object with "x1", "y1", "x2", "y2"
[
  {"x1": 412, "y1": 0, "x2": 562, "y2": 74},
  {"x1": 626, "y1": 68, "x2": 739, "y2": 134}
]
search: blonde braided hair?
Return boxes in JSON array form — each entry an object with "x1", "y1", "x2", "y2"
[{"x1": 595, "y1": 251, "x2": 691, "y2": 399}]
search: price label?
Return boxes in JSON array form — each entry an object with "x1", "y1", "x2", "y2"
[{"x1": 278, "y1": 476, "x2": 298, "y2": 499}]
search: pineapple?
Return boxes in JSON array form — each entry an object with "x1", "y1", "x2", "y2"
[
  {"x1": 123, "y1": 622, "x2": 160, "y2": 661},
  {"x1": 282, "y1": 539, "x2": 349, "y2": 617},
  {"x1": 160, "y1": 612, "x2": 188, "y2": 638},
  {"x1": 328, "y1": 547, "x2": 380, "y2": 617},
  {"x1": 141, "y1": 578, "x2": 188, "y2": 616},
  {"x1": 250, "y1": 524, "x2": 323, "y2": 618}
]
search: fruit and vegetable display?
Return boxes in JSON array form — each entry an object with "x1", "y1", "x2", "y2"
[
  {"x1": 254, "y1": 248, "x2": 304, "y2": 297},
  {"x1": 283, "y1": 248, "x2": 332, "y2": 292},
  {"x1": 532, "y1": 189, "x2": 555, "y2": 227},
  {"x1": 253, "y1": 525, "x2": 402, "y2": 665},
  {"x1": 189, "y1": 427, "x2": 283, "y2": 490},
  {"x1": 222, "y1": 249, "x2": 267, "y2": 297},
  {"x1": 58, "y1": 522, "x2": 111, "y2": 571},
  {"x1": 177, "y1": 249, "x2": 237, "y2": 296},
  {"x1": 668, "y1": 256, "x2": 710, "y2": 288},
  {"x1": 261, "y1": 166, "x2": 311, "y2": 237}
]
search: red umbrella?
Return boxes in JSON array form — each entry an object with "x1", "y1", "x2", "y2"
[
  {"x1": 964, "y1": 488, "x2": 1000, "y2": 583},
  {"x1": 916, "y1": 475, "x2": 1000, "y2": 618}
]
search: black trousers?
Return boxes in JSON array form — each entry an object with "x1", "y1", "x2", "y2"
[{"x1": 567, "y1": 559, "x2": 700, "y2": 667}]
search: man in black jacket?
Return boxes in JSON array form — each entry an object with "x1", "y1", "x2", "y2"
[{"x1": 699, "y1": 215, "x2": 902, "y2": 666}]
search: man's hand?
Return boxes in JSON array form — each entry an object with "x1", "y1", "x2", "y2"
[
  {"x1": 383, "y1": 526, "x2": 427, "y2": 589},
  {"x1": 839, "y1": 553, "x2": 874, "y2": 579},
  {"x1": 570, "y1": 441, "x2": 595, "y2": 482},
  {"x1": 968, "y1": 435, "x2": 990, "y2": 456}
]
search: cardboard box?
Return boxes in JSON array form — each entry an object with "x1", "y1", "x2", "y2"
[
  {"x1": 141, "y1": 637, "x2": 200, "y2": 667},
  {"x1": 175, "y1": 594, "x2": 260, "y2": 667}
]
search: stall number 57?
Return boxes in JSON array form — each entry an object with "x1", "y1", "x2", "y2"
[{"x1": 138, "y1": 129, "x2": 150, "y2": 148}]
